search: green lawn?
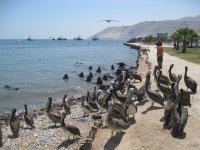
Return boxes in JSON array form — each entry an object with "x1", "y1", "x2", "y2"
[{"x1": 164, "y1": 47, "x2": 200, "y2": 64}]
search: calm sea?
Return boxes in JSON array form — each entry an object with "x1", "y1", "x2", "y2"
[{"x1": 0, "y1": 39, "x2": 137, "y2": 112}]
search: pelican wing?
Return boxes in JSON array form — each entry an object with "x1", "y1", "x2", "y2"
[
  {"x1": 24, "y1": 115, "x2": 35, "y2": 128},
  {"x1": 111, "y1": 117, "x2": 129, "y2": 129},
  {"x1": 147, "y1": 89, "x2": 164, "y2": 106}
]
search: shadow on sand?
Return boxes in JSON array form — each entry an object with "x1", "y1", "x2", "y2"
[
  {"x1": 142, "y1": 106, "x2": 163, "y2": 114},
  {"x1": 136, "y1": 100, "x2": 149, "y2": 106},
  {"x1": 43, "y1": 125, "x2": 60, "y2": 130},
  {"x1": 57, "y1": 138, "x2": 80, "y2": 149},
  {"x1": 104, "y1": 132, "x2": 125, "y2": 150}
]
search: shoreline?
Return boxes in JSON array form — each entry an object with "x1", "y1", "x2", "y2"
[{"x1": 0, "y1": 43, "x2": 140, "y2": 149}]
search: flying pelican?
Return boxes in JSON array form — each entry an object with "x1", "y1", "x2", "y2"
[{"x1": 98, "y1": 20, "x2": 119, "y2": 23}]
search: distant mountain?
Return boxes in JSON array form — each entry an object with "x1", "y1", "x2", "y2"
[{"x1": 91, "y1": 15, "x2": 200, "y2": 39}]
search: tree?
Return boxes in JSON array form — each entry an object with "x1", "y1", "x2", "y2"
[
  {"x1": 171, "y1": 32, "x2": 180, "y2": 50},
  {"x1": 176, "y1": 27, "x2": 190, "y2": 53},
  {"x1": 144, "y1": 35, "x2": 154, "y2": 44},
  {"x1": 188, "y1": 29, "x2": 199, "y2": 48}
]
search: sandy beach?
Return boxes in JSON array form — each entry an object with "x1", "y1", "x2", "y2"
[
  {"x1": 0, "y1": 43, "x2": 200, "y2": 150},
  {"x1": 92, "y1": 43, "x2": 200, "y2": 150}
]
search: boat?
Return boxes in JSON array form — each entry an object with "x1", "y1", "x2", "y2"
[
  {"x1": 57, "y1": 37, "x2": 63, "y2": 40},
  {"x1": 27, "y1": 35, "x2": 32, "y2": 41},
  {"x1": 92, "y1": 37, "x2": 99, "y2": 41},
  {"x1": 74, "y1": 36, "x2": 83, "y2": 40}
]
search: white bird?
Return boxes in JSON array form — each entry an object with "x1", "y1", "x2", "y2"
[{"x1": 98, "y1": 20, "x2": 119, "y2": 23}]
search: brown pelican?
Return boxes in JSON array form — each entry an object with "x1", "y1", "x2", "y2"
[
  {"x1": 24, "y1": 104, "x2": 35, "y2": 129},
  {"x1": 174, "y1": 75, "x2": 191, "y2": 107},
  {"x1": 153, "y1": 66, "x2": 170, "y2": 86},
  {"x1": 81, "y1": 96, "x2": 93, "y2": 117},
  {"x1": 171, "y1": 89, "x2": 188, "y2": 138},
  {"x1": 62, "y1": 94, "x2": 71, "y2": 114},
  {"x1": 46, "y1": 98, "x2": 61, "y2": 126},
  {"x1": 98, "y1": 20, "x2": 119, "y2": 23},
  {"x1": 96, "y1": 89, "x2": 106, "y2": 113},
  {"x1": 107, "y1": 101, "x2": 129, "y2": 137},
  {"x1": 161, "y1": 83, "x2": 176, "y2": 129},
  {"x1": 135, "y1": 84, "x2": 146, "y2": 102},
  {"x1": 168, "y1": 64, "x2": 177, "y2": 82},
  {"x1": 61, "y1": 112, "x2": 81, "y2": 140},
  {"x1": 86, "y1": 90, "x2": 99, "y2": 110},
  {"x1": 125, "y1": 89, "x2": 137, "y2": 119},
  {"x1": 10, "y1": 108, "x2": 20, "y2": 137},
  {"x1": 0, "y1": 124, "x2": 2, "y2": 147},
  {"x1": 145, "y1": 72, "x2": 164, "y2": 107},
  {"x1": 157, "y1": 70, "x2": 173, "y2": 101},
  {"x1": 184, "y1": 66, "x2": 197, "y2": 93}
]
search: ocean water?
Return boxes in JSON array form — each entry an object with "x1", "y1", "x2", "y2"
[{"x1": 0, "y1": 39, "x2": 138, "y2": 112}]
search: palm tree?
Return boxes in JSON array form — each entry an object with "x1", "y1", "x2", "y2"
[
  {"x1": 171, "y1": 32, "x2": 180, "y2": 50},
  {"x1": 177, "y1": 27, "x2": 190, "y2": 53},
  {"x1": 194, "y1": 35, "x2": 199, "y2": 47}
]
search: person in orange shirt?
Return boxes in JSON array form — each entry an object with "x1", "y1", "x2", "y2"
[{"x1": 155, "y1": 42, "x2": 164, "y2": 69}]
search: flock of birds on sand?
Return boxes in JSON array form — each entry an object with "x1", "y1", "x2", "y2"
[{"x1": 0, "y1": 47, "x2": 198, "y2": 149}]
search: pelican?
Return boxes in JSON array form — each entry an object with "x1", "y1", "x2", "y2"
[
  {"x1": 157, "y1": 70, "x2": 173, "y2": 101},
  {"x1": 62, "y1": 94, "x2": 71, "y2": 115},
  {"x1": 24, "y1": 104, "x2": 35, "y2": 129},
  {"x1": 168, "y1": 64, "x2": 177, "y2": 82},
  {"x1": 184, "y1": 66, "x2": 197, "y2": 93},
  {"x1": 61, "y1": 112, "x2": 81, "y2": 140},
  {"x1": 174, "y1": 75, "x2": 191, "y2": 107},
  {"x1": 171, "y1": 89, "x2": 188, "y2": 138},
  {"x1": 153, "y1": 65, "x2": 170, "y2": 86},
  {"x1": 161, "y1": 83, "x2": 176, "y2": 129},
  {"x1": 81, "y1": 96, "x2": 93, "y2": 117},
  {"x1": 145, "y1": 72, "x2": 165, "y2": 107},
  {"x1": 98, "y1": 20, "x2": 119, "y2": 23},
  {"x1": 107, "y1": 101, "x2": 129, "y2": 137},
  {"x1": 46, "y1": 98, "x2": 61, "y2": 126},
  {"x1": 10, "y1": 108, "x2": 20, "y2": 138}
]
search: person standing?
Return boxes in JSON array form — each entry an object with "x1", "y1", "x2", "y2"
[{"x1": 156, "y1": 42, "x2": 164, "y2": 69}]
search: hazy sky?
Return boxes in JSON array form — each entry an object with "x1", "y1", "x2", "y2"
[{"x1": 0, "y1": 0, "x2": 200, "y2": 39}]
